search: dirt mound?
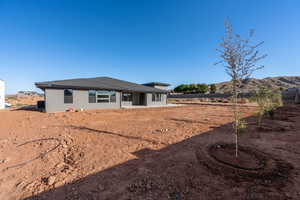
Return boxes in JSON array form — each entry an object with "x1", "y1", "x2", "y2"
[
  {"x1": 196, "y1": 143, "x2": 294, "y2": 185},
  {"x1": 209, "y1": 143, "x2": 265, "y2": 170}
]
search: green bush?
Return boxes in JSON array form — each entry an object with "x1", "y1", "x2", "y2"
[
  {"x1": 197, "y1": 84, "x2": 209, "y2": 94},
  {"x1": 209, "y1": 84, "x2": 217, "y2": 94},
  {"x1": 174, "y1": 83, "x2": 209, "y2": 94},
  {"x1": 250, "y1": 86, "x2": 283, "y2": 127},
  {"x1": 174, "y1": 84, "x2": 189, "y2": 93}
]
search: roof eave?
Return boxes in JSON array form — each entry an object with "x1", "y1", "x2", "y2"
[{"x1": 35, "y1": 84, "x2": 168, "y2": 94}]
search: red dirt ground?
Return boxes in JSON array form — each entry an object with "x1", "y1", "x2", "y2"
[
  {"x1": 0, "y1": 103, "x2": 299, "y2": 200},
  {"x1": 5, "y1": 96, "x2": 43, "y2": 107}
]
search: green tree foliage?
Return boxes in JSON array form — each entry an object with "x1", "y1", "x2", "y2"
[
  {"x1": 197, "y1": 84, "x2": 209, "y2": 94},
  {"x1": 173, "y1": 84, "x2": 189, "y2": 93},
  {"x1": 209, "y1": 84, "x2": 217, "y2": 94},
  {"x1": 174, "y1": 84, "x2": 208, "y2": 94}
]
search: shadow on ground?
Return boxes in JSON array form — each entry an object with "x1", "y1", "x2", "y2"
[
  {"x1": 22, "y1": 105, "x2": 300, "y2": 200},
  {"x1": 69, "y1": 125, "x2": 167, "y2": 145},
  {"x1": 11, "y1": 105, "x2": 40, "y2": 112}
]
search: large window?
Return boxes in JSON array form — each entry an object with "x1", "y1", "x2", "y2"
[
  {"x1": 89, "y1": 90, "x2": 116, "y2": 103},
  {"x1": 122, "y1": 93, "x2": 132, "y2": 102},
  {"x1": 64, "y1": 89, "x2": 73, "y2": 104},
  {"x1": 152, "y1": 93, "x2": 162, "y2": 102}
]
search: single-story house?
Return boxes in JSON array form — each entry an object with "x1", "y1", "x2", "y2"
[{"x1": 35, "y1": 77, "x2": 169, "y2": 112}]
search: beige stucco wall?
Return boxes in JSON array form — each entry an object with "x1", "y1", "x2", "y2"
[
  {"x1": 45, "y1": 89, "x2": 167, "y2": 112},
  {"x1": 146, "y1": 93, "x2": 167, "y2": 106},
  {"x1": 45, "y1": 89, "x2": 121, "y2": 112}
]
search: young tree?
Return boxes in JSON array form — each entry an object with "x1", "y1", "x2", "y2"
[
  {"x1": 250, "y1": 87, "x2": 283, "y2": 127},
  {"x1": 210, "y1": 84, "x2": 217, "y2": 94},
  {"x1": 215, "y1": 20, "x2": 267, "y2": 157},
  {"x1": 250, "y1": 87, "x2": 272, "y2": 127}
]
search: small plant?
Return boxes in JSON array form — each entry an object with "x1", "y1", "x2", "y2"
[
  {"x1": 237, "y1": 119, "x2": 247, "y2": 136},
  {"x1": 250, "y1": 87, "x2": 283, "y2": 127},
  {"x1": 268, "y1": 91, "x2": 283, "y2": 119}
]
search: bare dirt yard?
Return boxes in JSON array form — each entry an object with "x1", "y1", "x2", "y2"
[
  {"x1": 5, "y1": 96, "x2": 43, "y2": 108},
  {"x1": 0, "y1": 103, "x2": 300, "y2": 200}
]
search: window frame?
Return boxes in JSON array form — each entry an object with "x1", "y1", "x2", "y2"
[
  {"x1": 64, "y1": 89, "x2": 73, "y2": 104},
  {"x1": 88, "y1": 90, "x2": 97, "y2": 103},
  {"x1": 88, "y1": 90, "x2": 117, "y2": 104},
  {"x1": 152, "y1": 93, "x2": 162, "y2": 102},
  {"x1": 122, "y1": 93, "x2": 132, "y2": 102}
]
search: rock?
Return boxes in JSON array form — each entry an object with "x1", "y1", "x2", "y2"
[
  {"x1": 47, "y1": 176, "x2": 56, "y2": 185},
  {"x1": 54, "y1": 182, "x2": 63, "y2": 188},
  {"x1": 55, "y1": 162, "x2": 65, "y2": 169},
  {"x1": 25, "y1": 182, "x2": 36, "y2": 190},
  {"x1": 15, "y1": 181, "x2": 24, "y2": 188},
  {"x1": 98, "y1": 184, "x2": 105, "y2": 191},
  {"x1": 146, "y1": 183, "x2": 152, "y2": 190}
]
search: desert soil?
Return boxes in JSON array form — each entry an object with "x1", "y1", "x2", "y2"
[
  {"x1": 0, "y1": 103, "x2": 300, "y2": 200},
  {"x1": 5, "y1": 96, "x2": 43, "y2": 107}
]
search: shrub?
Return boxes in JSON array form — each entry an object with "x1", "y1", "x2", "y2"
[
  {"x1": 197, "y1": 84, "x2": 209, "y2": 94},
  {"x1": 250, "y1": 87, "x2": 283, "y2": 127},
  {"x1": 174, "y1": 83, "x2": 208, "y2": 94},
  {"x1": 174, "y1": 84, "x2": 189, "y2": 93},
  {"x1": 210, "y1": 84, "x2": 217, "y2": 94}
]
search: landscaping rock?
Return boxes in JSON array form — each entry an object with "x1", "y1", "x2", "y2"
[
  {"x1": 45, "y1": 176, "x2": 56, "y2": 186},
  {"x1": 98, "y1": 184, "x2": 105, "y2": 191}
]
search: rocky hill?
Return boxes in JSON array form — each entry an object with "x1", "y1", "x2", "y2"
[{"x1": 216, "y1": 76, "x2": 300, "y2": 93}]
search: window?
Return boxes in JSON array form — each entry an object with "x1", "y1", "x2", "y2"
[
  {"x1": 152, "y1": 93, "x2": 162, "y2": 102},
  {"x1": 89, "y1": 90, "x2": 96, "y2": 103},
  {"x1": 64, "y1": 89, "x2": 73, "y2": 104},
  {"x1": 88, "y1": 90, "x2": 116, "y2": 103},
  {"x1": 122, "y1": 93, "x2": 132, "y2": 102},
  {"x1": 110, "y1": 92, "x2": 116, "y2": 103}
]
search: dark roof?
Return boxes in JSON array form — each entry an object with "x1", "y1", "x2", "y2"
[
  {"x1": 143, "y1": 82, "x2": 170, "y2": 87},
  {"x1": 35, "y1": 77, "x2": 168, "y2": 93}
]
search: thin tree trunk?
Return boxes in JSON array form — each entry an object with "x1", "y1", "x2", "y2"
[
  {"x1": 235, "y1": 133, "x2": 238, "y2": 157},
  {"x1": 258, "y1": 112, "x2": 262, "y2": 128},
  {"x1": 232, "y1": 78, "x2": 239, "y2": 157}
]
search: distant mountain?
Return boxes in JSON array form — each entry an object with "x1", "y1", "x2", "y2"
[{"x1": 215, "y1": 76, "x2": 300, "y2": 93}]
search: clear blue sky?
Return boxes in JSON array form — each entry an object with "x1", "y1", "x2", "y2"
[{"x1": 0, "y1": 0, "x2": 299, "y2": 94}]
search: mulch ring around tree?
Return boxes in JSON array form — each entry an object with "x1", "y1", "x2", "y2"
[{"x1": 196, "y1": 143, "x2": 294, "y2": 185}]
